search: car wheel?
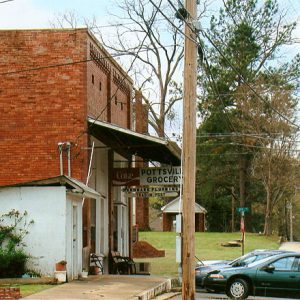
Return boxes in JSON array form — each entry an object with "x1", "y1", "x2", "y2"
[{"x1": 226, "y1": 278, "x2": 249, "y2": 300}]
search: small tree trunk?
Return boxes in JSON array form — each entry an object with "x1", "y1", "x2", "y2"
[
  {"x1": 264, "y1": 187, "x2": 272, "y2": 235},
  {"x1": 239, "y1": 156, "x2": 246, "y2": 207}
]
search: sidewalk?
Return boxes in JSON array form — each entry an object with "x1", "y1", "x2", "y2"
[
  {"x1": 279, "y1": 242, "x2": 300, "y2": 251},
  {"x1": 24, "y1": 275, "x2": 172, "y2": 300}
]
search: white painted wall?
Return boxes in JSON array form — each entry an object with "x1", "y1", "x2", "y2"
[{"x1": 0, "y1": 186, "x2": 82, "y2": 278}]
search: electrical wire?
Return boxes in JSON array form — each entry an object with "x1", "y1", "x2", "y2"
[
  {"x1": 159, "y1": 0, "x2": 300, "y2": 130},
  {"x1": 148, "y1": 0, "x2": 199, "y2": 47},
  {"x1": 87, "y1": 0, "x2": 163, "y2": 132},
  {"x1": 200, "y1": 30, "x2": 300, "y2": 130},
  {"x1": 0, "y1": 0, "x2": 14, "y2": 3},
  {"x1": 0, "y1": 44, "x2": 180, "y2": 77},
  {"x1": 1, "y1": 57, "x2": 113, "y2": 76},
  {"x1": 198, "y1": 38, "x2": 238, "y2": 133}
]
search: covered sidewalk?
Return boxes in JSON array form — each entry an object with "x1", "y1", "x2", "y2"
[{"x1": 24, "y1": 275, "x2": 173, "y2": 300}]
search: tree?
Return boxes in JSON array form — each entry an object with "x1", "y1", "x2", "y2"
[
  {"x1": 196, "y1": 0, "x2": 300, "y2": 232},
  {"x1": 50, "y1": 1, "x2": 186, "y2": 137},
  {"x1": 234, "y1": 75, "x2": 299, "y2": 235},
  {"x1": 93, "y1": 0, "x2": 184, "y2": 137}
]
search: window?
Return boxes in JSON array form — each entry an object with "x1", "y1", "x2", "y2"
[
  {"x1": 99, "y1": 81, "x2": 102, "y2": 91},
  {"x1": 271, "y1": 256, "x2": 296, "y2": 271},
  {"x1": 92, "y1": 74, "x2": 94, "y2": 84}
]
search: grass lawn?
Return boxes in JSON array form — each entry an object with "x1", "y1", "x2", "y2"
[
  {"x1": 135, "y1": 231, "x2": 279, "y2": 277},
  {"x1": 0, "y1": 284, "x2": 54, "y2": 297}
]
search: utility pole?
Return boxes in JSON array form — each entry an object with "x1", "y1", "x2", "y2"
[
  {"x1": 182, "y1": 0, "x2": 197, "y2": 299},
  {"x1": 231, "y1": 187, "x2": 235, "y2": 232}
]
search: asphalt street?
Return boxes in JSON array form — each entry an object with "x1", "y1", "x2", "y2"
[{"x1": 169, "y1": 290, "x2": 299, "y2": 300}]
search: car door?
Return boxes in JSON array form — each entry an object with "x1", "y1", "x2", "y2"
[{"x1": 254, "y1": 255, "x2": 300, "y2": 298}]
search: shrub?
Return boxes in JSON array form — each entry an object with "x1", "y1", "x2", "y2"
[{"x1": 0, "y1": 210, "x2": 34, "y2": 278}]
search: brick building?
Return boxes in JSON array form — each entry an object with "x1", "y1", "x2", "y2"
[
  {"x1": 0, "y1": 29, "x2": 180, "y2": 275},
  {"x1": 161, "y1": 197, "x2": 206, "y2": 232}
]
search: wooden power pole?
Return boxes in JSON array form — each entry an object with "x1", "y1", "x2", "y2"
[{"x1": 182, "y1": 0, "x2": 197, "y2": 299}]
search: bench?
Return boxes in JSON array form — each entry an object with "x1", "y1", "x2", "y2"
[{"x1": 110, "y1": 251, "x2": 136, "y2": 275}]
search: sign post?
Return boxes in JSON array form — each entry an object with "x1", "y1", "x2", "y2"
[{"x1": 236, "y1": 207, "x2": 249, "y2": 255}]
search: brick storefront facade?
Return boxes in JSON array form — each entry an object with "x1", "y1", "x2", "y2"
[{"x1": 0, "y1": 29, "x2": 132, "y2": 186}]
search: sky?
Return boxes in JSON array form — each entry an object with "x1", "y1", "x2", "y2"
[
  {"x1": 0, "y1": 0, "x2": 299, "y2": 136},
  {"x1": 0, "y1": 0, "x2": 110, "y2": 29}
]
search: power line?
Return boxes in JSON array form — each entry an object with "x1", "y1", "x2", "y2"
[
  {"x1": 1, "y1": 57, "x2": 111, "y2": 76},
  {"x1": 89, "y1": 18, "x2": 166, "y2": 30},
  {"x1": 87, "y1": 0, "x2": 163, "y2": 133},
  {"x1": 161, "y1": 0, "x2": 300, "y2": 130},
  {"x1": 198, "y1": 37, "x2": 238, "y2": 133},
  {"x1": 0, "y1": 0, "x2": 14, "y2": 3},
  {"x1": 200, "y1": 30, "x2": 300, "y2": 130},
  {"x1": 196, "y1": 141, "x2": 300, "y2": 151},
  {"x1": 148, "y1": 0, "x2": 199, "y2": 47},
  {"x1": 0, "y1": 45, "x2": 180, "y2": 77},
  {"x1": 197, "y1": 132, "x2": 288, "y2": 136}
]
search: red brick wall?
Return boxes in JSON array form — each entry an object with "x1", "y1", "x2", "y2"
[
  {"x1": 135, "y1": 90, "x2": 148, "y2": 134},
  {"x1": 0, "y1": 29, "x2": 89, "y2": 185},
  {"x1": 163, "y1": 213, "x2": 205, "y2": 232},
  {"x1": 136, "y1": 197, "x2": 150, "y2": 230},
  {"x1": 162, "y1": 213, "x2": 173, "y2": 231},
  {"x1": 0, "y1": 29, "x2": 133, "y2": 186},
  {"x1": 87, "y1": 39, "x2": 131, "y2": 128},
  {"x1": 0, "y1": 287, "x2": 21, "y2": 299}
]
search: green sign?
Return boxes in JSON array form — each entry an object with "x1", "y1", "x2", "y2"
[{"x1": 236, "y1": 207, "x2": 249, "y2": 213}]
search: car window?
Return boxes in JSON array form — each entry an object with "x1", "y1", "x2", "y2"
[
  {"x1": 271, "y1": 257, "x2": 295, "y2": 271},
  {"x1": 232, "y1": 253, "x2": 273, "y2": 267},
  {"x1": 244, "y1": 254, "x2": 269, "y2": 264},
  {"x1": 295, "y1": 257, "x2": 300, "y2": 271},
  {"x1": 241, "y1": 255, "x2": 259, "y2": 265},
  {"x1": 229, "y1": 253, "x2": 251, "y2": 266}
]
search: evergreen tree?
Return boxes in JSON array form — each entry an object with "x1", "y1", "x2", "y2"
[{"x1": 197, "y1": 0, "x2": 299, "y2": 233}]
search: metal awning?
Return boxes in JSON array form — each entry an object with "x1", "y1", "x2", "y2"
[
  {"x1": 88, "y1": 117, "x2": 181, "y2": 165},
  {"x1": 2, "y1": 175, "x2": 100, "y2": 199}
]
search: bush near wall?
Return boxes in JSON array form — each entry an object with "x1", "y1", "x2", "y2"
[{"x1": 0, "y1": 210, "x2": 33, "y2": 278}]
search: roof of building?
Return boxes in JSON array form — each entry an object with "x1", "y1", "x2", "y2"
[
  {"x1": 0, "y1": 175, "x2": 100, "y2": 199},
  {"x1": 161, "y1": 197, "x2": 206, "y2": 214},
  {"x1": 88, "y1": 117, "x2": 181, "y2": 165}
]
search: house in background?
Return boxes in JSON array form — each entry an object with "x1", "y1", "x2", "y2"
[
  {"x1": 0, "y1": 28, "x2": 180, "y2": 278},
  {"x1": 161, "y1": 197, "x2": 206, "y2": 232}
]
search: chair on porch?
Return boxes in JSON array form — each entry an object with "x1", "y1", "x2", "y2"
[
  {"x1": 90, "y1": 253, "x2": 105, "y2": 274},
  {"x1": 110, "y1": 251, "x2": 136, "y2": 275}
]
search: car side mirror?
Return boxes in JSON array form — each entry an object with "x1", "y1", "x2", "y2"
[{"x1": 262, "y1": 265, "x2": 275, "y2": 273}]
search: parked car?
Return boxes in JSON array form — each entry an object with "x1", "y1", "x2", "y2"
[
  {"x1": 203, "y1": 252, "x2": 300, "y2": 299},
  {"x1": 195, "y1": 249, "x2": 290, "y2": 287}
]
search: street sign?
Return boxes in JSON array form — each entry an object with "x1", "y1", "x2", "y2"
[{"x1": 236, "y1": 207, "x2": 249, "y2": 213}]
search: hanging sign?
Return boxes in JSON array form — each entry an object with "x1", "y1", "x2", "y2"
[
  {"x1": 140, "y1": 166, "x2": 181, "y2": 186},
  {"x1": 123, "y1": 186, "x2": 180, "y2": 197},
  {"x1": 112, "y1": 168, "x2": 139, "y2": 186}
]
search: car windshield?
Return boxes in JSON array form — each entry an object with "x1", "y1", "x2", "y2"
[
  {"x1": 229, "y1": 253, "x2": 255, "y2": 266},
  {"x1": 247, "y1": 255, "x2": 282, "y2": 268},
  {"x1": 229, "y1": 251, "x2": 280, "y2": 267}
]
